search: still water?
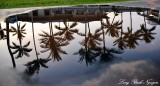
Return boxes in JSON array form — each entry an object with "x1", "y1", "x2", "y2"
[{"x1": 0, "y1": 5, "x2": 160, "y2": 86}]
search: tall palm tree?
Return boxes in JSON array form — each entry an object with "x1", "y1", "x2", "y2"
[
  {"x1": 96, "y1": 20, "x2": 123, "y2": 62},
  {"x1": 24, "y1": 12, "x2": 51, "y2": 76},
  {"x1": 74, "y1": 23, "x2": 98, "y2": 66},
  {"x1": 113, "y1": 12, "x2": 126, "y2": 50},
  {"x1": 123, "y1": 10, "x2": 142, "y2": 49},
  {"x1": 85, "y1": 22, "x2": 102, "y2": 49},
  {"x1": 6, "y1": 18, "x2": 16, "y2": 68},
  {"x1": 39, "y1": 20, "x2": 68, "y2": 61},
  {"x1": 102, "y1": 12, "x2": 122, "y2": 37},
  {"x1": 138, "y1": 11, "x2": 157, "y2": 43},
  {"x1": 114, "y1": 10, "x2": 142, "y2": 49},
  {"x1": 54, "y1": 20, "x2": 79, "y2": 41},
  {"x1": 74, "y1": 15, "x2": 100, "y2": 66}
]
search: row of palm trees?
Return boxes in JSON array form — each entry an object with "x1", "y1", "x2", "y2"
[{"x1": 2, "y1": 9, "x2": 156, "y2": 75}]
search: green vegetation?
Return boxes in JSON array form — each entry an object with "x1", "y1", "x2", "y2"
[{"x1": 0, "y1": 0, "x2": 131, "y2": 9}]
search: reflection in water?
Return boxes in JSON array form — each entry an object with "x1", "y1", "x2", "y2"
[
  {"x1": 0, "y1": 5, "x2": 160, "y2": 86},
  {"x1": 140, "y1": 24, "x2": 156, "y2": 43},
  {"x1": 39, "y1": 30, "x2": 69, "y2": 61},
  {"x1": 11, "y1": 22, "x2": 27, "y2": 42},
  {"x1": 113, "y1": 22, "x2": 156, "y2": 49},
  {"x1": 98, "y1": 21, "x2": 123, "y2": 62},
  {"x1": 0, "y1": 23, "x2": 6, "y2": 40},
  {"x1": 102, "y1": 12, "x2": 123, "y2": 37},
  {"x1": 54, "y1": 20, "x2": 79, "y2": 41},
  {"x1": 10, "y1": 41, "x2": 32, "y2": 59},
  {"x1": 74, "y1": 21, "x2": 101, "y2": 66},
  {"x1": 9, "y1": 17, "x2": 32, "y2": 59},
  {"x1": 39, "y1": 23, "x2": 69, "y2": 61},
  {"x1": 25, "y1": 58, "x2": 51, "y2": 76}
]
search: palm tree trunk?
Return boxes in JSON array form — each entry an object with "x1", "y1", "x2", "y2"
[
  {"x1": 87, "y1": 22, "x2": 91, "y2": 34},
  {"x1": 49, "y1": 22, "x2": 54, "y2": 36},
  {"x1": 121, "y1": 12, "x2": 123, "y2": 37},
  {"x1": 102, "y1": 26, "x2": 106, "y2": 52},
  {"x1": 84, "y1": 8, "x2": 88, "y2": 66},
  {"x1": 143, "y1": 11, "x2": 147, "y2": 28},
  {"x1": 100, "y1": 20, "x2": 106, "y2": 53},
  {"x1": 6, "y1": 19, "x2": 16, "y2": 68},
  {"x1": 31, "y1": 12, "x2": 39, "y2": 60},
  {"x1": 111, "y1": 12, "x2": 116, "y2": 25},
  {"x1": 84, "y1": 7, "x2": 88, "y2": 50},
  {"x1": 130, "y1": 10, "x2": 133, "y2": 30},
  {"x1": 16, "y1": 16, "x2": 22, "y2": 46}
]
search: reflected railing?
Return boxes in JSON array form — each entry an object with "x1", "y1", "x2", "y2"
[{"x1": 0, "y1": 5, "x2": 158, "y2": 75}]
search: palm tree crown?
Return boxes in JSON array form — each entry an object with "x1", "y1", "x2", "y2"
[
  {"x1": 10, "y1": 41, "x2": 32, "y2": 58},
  {"x1": 39, "y1": 31, "x2": 69, "y2": 61},
  {"x1": 54, "y1": 20, "x2": 79, "y2": 41}
]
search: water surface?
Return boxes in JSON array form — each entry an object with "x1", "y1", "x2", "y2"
[{"x1": 0, "y1": 5, "x2": 160, "y2": 86}]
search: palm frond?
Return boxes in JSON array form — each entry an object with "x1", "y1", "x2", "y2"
[
  {"x1": 69, "y1": 28, "x2": 79, "y2": 33},
  {"x1": 59, "y1": 49, "x2": 67, "y2": 54},
  {"x1": 11, "y1": 26, "x2": 17, "y2": 31},
  {"x1": 95, "y1": 27, "x2": 102, "y2": 33},
  {"x1": 70, "y1": 22, "x2": 78, "y2": 28},
  {"x1": 77, "y1": 32, "x2": 85, "y2": 36},
  {"x1": 23, "y1": 41, "x2": 30, "y2": 47},
  {"x1": 54, "y1": 25, "x2": 61, "y2": 30},
  {"x1": 41, "y1": 48, "x2": 50, "y2": 53},
  {"x1": 12, "y1": 49, "x2": 19, "y2": 54},
  {"x1": 12, "y1": 42, "x2": 19, "y2": 47},
  {"x1": 59, "y1": 41, "x2": 69, "y2": 46},
  {"x1": 23, "y1": 48, "x2": 32, "y2": 52},
  {"x1": 21, "y1": 23, "x2": 26, "y2": 29},
  {"x1": 149, "y1": 26, "x2": 156, "y2": 31}
]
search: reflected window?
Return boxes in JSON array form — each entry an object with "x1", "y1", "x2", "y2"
[
  {"x1": 88, "y1": 10, "x2": 95, "y2": 15},
  {"x1": 65, "y1": 10, "x2": 72, "y2": 14},
  {"x1": 55, "y1": 10, "x2": 62, "y2": 14},
  {"x1": 33, "y1": 10, "x2": 38, "y2": 16},
  {"x1": 44, "y1": 10, "x2": 50, "y2": 16},
  {"x1": 77, "y1": 10, "x2": 84, "y2": 15}
]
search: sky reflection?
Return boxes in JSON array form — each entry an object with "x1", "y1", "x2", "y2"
[{"x1": 0, "y1": 5, "x2": 160, "y2": 86}]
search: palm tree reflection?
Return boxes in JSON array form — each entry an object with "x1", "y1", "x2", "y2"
[
  {"x1": 114, "y1": 10, "x2": 137, "y2": 49},
  {"x1": 74, "y1": 47, "x2": 99, "y2": 66},
  {"x1": 102, "y1": 12, "x2": 123, "y2": 37},
  {"x1": 4, "y1": 7, "x2": 157, "y2": 69},
  {"x1": 24, "y1": 58, "x2": 51, "y2": 76},
  {"x1": 9, "y1": 20, "x2": 32, "y2": 59},
  {"x1": 24, "y1": 13, "x2": 51, "y2": 76},
  {"x1": 86, "y1": 23, "x2": 102, "y2": 49},
  {"x1": 11, "y1": 23, "x2": 27, "y2": 44},
  {"x1": 74, "y1": 21, "x2": 100, "y2": 66},
  {"x1": 96, "y1": 20, "x2": 123, "y2": 62},
  {"x1": 114, "y1": 26, "x2": 156, "y2": 49},
  {"x1": 140, "y1": 24, "x2": 156, "y2": 43},
  {"x1": 0, "y1": 23, "x2": 6, "y2": 40},
  {"x1": 39, "y1": 22, "x2": 68, "y2": 61},
  {"x1": 54, "y1": 20, "x2": 79, "y2": 41},
  {"x1": 10, "y1": 41, "x2": 32, "y2": 59}
]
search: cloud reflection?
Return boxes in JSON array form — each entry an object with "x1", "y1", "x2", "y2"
[
  {"x1": 0, "y1": 59, "x2": 160, "y2": 86},
  {"x1": 80, "y1": 60, "x2": 160, "y2": 86}
]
